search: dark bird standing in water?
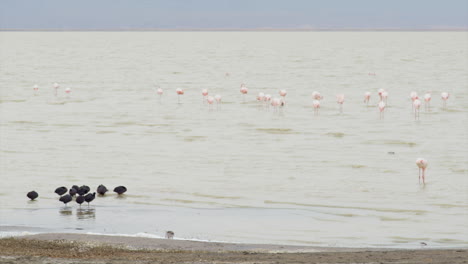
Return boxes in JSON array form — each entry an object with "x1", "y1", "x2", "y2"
[
  {"x1": 76, "y1": 195, "x2": 85, "y2": 207},
  {"x1": 55, "y1": 186, "x2": 67, "y2": 196},
  {"x1": 69, "y1": 188, "x2": 77, "y2": 196},
  {"x1": 97, "y1": 185, "x2": 108, "y2": 196},
  {"x1": 27, "y1": 191, "x2": 39, "y2": 201},
  {"x1": 77, "y1": 185, "x2": 90, "y2": 196},
  {"x1": 84, "y1": 192, "x2": 96, "y2": 206},
  {"x1": 113, "y1": 186, "x2": 127, "y2": 195},
  {"x1": 59, "y1": 194, "x2": 72, "y2": 206}
]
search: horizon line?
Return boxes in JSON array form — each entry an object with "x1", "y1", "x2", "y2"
[{"x1": 1, "y1": 27, "x2": 467, "y2": 32}]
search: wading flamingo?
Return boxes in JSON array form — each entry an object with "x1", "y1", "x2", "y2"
[
  {"x1": 424, "y1": 93, "x2": 431, "y2": 111},
  {"x1": 378, "y1": 89, "x2": 385, "y2": 102},
  {"x1": 279, "y1": 89, "x2": 287, "y2": 100},
  {"x1": 65, "y1": 87, "x2": 71, "y2": 97},
  {"x1": 441, "y1": 92, "x2": 449, "y2": 109},
  {"x1": 157, "y1": 87, "x2": 163, "y2": 102},
  {"x1": 240, "y1": 83, "x2": 248, "y2": 101},
  {"x1": 176, "y1": 88, "x2": 184, "y2": 104},
  {"x1": 416, "y1": 158, "x2": 428, "y2": 184},
  {"x1": 381, "y1": 90, "x2": 388, "y2": 104},
  {"x1": 364, "y1": 92, "x2": 371, "y2": 105},
  {"x1": 53, "y1": 83, "x2": 60, "y2": 96},
  {"x1": 313, "y1": 100, "x2": 320, "y2": 115},
  {"x1": 336, "y1": 94, "x2": 344, "y2": 113},
  {"x1": 33, "y1": 84, "x2": 39, "y2": 95},
  {"x1": 413, "y1": 99, "x2": 421, "y2": 119},
  {"x1": 312, "y1": 91, "x2": 323, "y2": 100},
  {"x1": 202, "y1": 89, "x2": 208, "y2": 103},
  {"x1": 378, "y1": 101, "x2": 386, "y2": 119},
  {"x1": 206, "y1": 96, "x2": 214, "y2": 109}
]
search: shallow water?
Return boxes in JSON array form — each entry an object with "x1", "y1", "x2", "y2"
[{"x1": 0, "y1": 32, "x2": 467, "y2": 248}]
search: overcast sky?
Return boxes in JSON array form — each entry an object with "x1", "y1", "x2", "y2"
[{"x1": 1, "y1": 0, "x2": 467, "y2": 29}]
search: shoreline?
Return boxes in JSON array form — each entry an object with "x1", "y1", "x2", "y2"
[{"x1": 1, "y1": 233, "x2": 467, "y2": 264}]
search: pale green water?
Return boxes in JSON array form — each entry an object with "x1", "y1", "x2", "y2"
[{"x1": 0, "y1": 32, "x2": 467, "y2": 248}]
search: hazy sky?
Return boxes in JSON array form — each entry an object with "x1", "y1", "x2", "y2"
[{"x1": 1, "y1": 0, "x2": 467, "y2": 29}]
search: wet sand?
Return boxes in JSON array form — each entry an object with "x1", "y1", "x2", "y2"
[{"x1": 0, "y1": 233, "x2": 467, "y2": 263}]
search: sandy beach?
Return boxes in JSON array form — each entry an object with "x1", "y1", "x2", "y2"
[{"x1": 0, "y1": 233, "x2": 466, "y2": 264}]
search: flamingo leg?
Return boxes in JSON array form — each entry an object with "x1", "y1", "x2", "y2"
[
  {"x1": 422, "y1": 168, "x2": 426, "y2": 184},
  {"x1": 418, "y1": 168, "x2": 421, "y2": 183}
]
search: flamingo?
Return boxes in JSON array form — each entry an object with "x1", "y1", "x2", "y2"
[
  {"x1": 214, "y1": 94, "x2": 222, "y2": 109},
  {"x1": 378, "y1": 101, "x2": 386, "y2": 119},
  {"x1": 413, "y1": 99, "x2": 421, "y2": 119},
  {"x1": 65, "y1": 87, "x2": 71, "y2": 97},
  {"x1": 312, "y1": 91, "x2": 323, "y2": 100},
  {"x1": 157, "y1": 88, "x2": 163, "y2": 102},
  {"x1": 257, "y1": 92, "x2": 265, "y2": 102},
  {"x1": 53, "y1": 82, "x2": 60, "y2": 96},
  {"x1": 424, "y1": 93, "x2": 431, "y2": 111},
  {"x1": 240, "y1": 83, "x2": 248, "y2": 101},
  {"x1": 378, "y1": 89, "x2": 385, "y2": 102},
  {"x1": 33, "y1": 84, "x2": 39, "y2": 95},
  {"x1": 336, "y1": 94, "x2": 344, "y2": 113},
  {"x1": 271, "y1": 97, "x2": 281, "y2": 111},
  {"x1": 416, "y1": 158, "x2": 428, "y2": 184},
  {"x1": 313, "y1": 100, "x2": 320, "y2": 115},
  {"x1": 206, "y1": 96, "x2": 214, "y2": 109},
  {"x1": 441, "y1": 92, "x2": 449, "y2": 109},
  {"x1": 364, "y1": 92, "x2": 371, "y2": 105},
  {"x1": 381, "y1": 91, "x2": 388, "y2": 104},
  {"x1": 176, "y1": 88, "x2": 184, "y2": 104},
  {"x1": 279, "y1": 89, "x2": 287, "y2": 98},
  {"x1": 202, "y1": 89, "x2": 208, "y2": 103}
]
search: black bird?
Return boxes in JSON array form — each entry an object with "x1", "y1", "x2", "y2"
[
  {"x1": 27, "y1": 191, "x2": 39, "y2": 201},
  {"x1": 97, "y1": 184, "x2": 108, "y2": 196},
  {"x1": 69, "y1": 188, "x2": 77, "y2": 196},
  {"x1": 76, "y1": 195, "x2": 85, "y2": 207},
  {"x1": 59, "y1": 194, "x2": 72, "y2": 206},
  {"x1": 84, "y1": 192, "x2": 96, "y2": 206},
  {"x1": 55, "y1": 186, "x2": 67, "y2": 196},
  {"x1": 77, "y1": 185, "x2": 90, "y2": 196},
  {"x1": 113, "y1": 186, "x2": 127, "y2": 195}
]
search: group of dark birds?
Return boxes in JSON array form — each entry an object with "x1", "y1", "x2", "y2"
[{"x1": 26, "y1": 185, "x2": 127, "y2": 206}]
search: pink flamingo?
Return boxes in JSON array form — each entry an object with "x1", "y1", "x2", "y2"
[
  {"x1": 53, "y1": 83, "x2": 60, "y2": 96},
  {"x1": 156, "y1": 88, "x2": 163, "y2": 102},
  {"x1": 202, "y1": 89, "x2": 208, "y2": 103},
  {"x1": 424, "y1": 93, "x2": 431, "y2": 111},
  {"x1": 441, "y1": 92, "x2": 449, "y2": 109},
  {"x1": 176, "y1": 88, "x2": 184, "y2": 103},
  {"x1": 410, "y1": 91, "x2": 418, "y2": 111},
  {"x1": 279, "y1": 89, "x2": 287, "y2": 98},
  {"x1": 214, "y1": 94, "x2": 222, "y2": 109},
  {"x1": 381, "y1": 90, "x2": 388, "y2": 104},
  {"x1": 206, "y1": 96, "x2": 214, "y2": 109},
  {"x1": 416, "y1": 158, "x2": 428, "y2": 184},
  {"x1": 257, "y1": 92, "x2": 265, "y2": 102},
  {"x1": 271, "y1": 98, "x2": 281, "y2": 111},
  {"x1": 378, "y1": 89, "x2": 385, "y2": 102},
  {"x1": 313, "y1": 100, "x2": 320, "y2": 115},
  {"x1": 33, "y1": 84, "x2": 39, "y2": 95},
  {"x1": 336, "y1": 94, "x2": 344, "y2": 113},
  {"x1": 65, "y1": 87, "x2": 71, "y2": 97},
  {"x1": 413, "y1": 99, "x2": 421, "y2": 119},
  {"x1": 364, "y1": 92, "x2": 371, "y2": 105},
  {"x1": 240, "y1": 83, "x2": 248, "y2": 102},
  {"x1": 378, "y1": 101, "x2": 386, "y2": 119},
  {"x1": 312, "y1": 91, "x2": 323, "y2": 101}
]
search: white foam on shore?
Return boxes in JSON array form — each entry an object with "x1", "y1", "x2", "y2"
[
  {"x1": 0, "y1": 231, "x2": 38, "y2": 238},
  {"x1": 84, "y1": 232, "x2": 235, "y2": 244}
]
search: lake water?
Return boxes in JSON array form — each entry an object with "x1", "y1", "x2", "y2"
[{"x1": 0, "y1": 32, "x2": 467, "y2": 248}]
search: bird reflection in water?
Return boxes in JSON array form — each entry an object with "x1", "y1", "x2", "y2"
[
  {"x1": 77, "y1": 208, "x2": 96, "y2": 220},
  {"x1": 59, "y1": 207, "x2": 73, "y2": 216}
]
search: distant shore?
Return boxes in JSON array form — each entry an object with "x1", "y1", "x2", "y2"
[
  {"x1": 0, "y1": 233, "x2": 466, "y2": 264},
  {"x1": 1, "y1": 28, "x2": 467, "y2": 32}
]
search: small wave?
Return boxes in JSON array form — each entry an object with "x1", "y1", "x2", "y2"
[
  {"x1": 364, "y1": 140, "x2": 417, "y2": 147},
  {"x1": 183, "y1": 136, "x2": 206, "y2": 142},
  {"x1": 264, "y1": 200, "x2": 427, "y2": 214},
  {"x1": 191, "y1": 192, "x2": 242, "y2": 200},
  {"x1": 0, "y1": 99, "x2": 27, "y2": 103},
  {"x1": 256, "y1": 128, "x2": 297, "y2": 134},
  {"x1": 351, "y1": 165, "x2": 366, "y2": 169},
  {"x1": 0, "y1": 231, "x2": 37, "y2": 238},
  {"x1": 325, "y1": 132, "x2": 345, "y2": 138}
]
